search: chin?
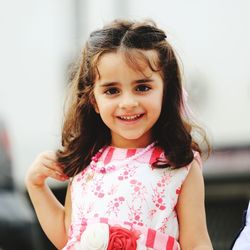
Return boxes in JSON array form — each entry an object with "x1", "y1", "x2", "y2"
[
  {"x1": 121, "y1": 134, "x2": 144, "y2": 140},
  {"x1": 121, "y1": 134, "x2": 152, "y2": 144}
]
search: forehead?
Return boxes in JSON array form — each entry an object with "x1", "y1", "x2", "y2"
[{"x1": 95, "y1": 49, "x2": 160, "y2": 80}]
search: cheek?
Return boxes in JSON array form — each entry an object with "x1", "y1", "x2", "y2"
[
  {"x1": 148, "y1": 92, "x2": 163, "y2": 109},
  {"x1": 95, "y1": 100, "x2": 114, "y2": 115},
  {"x1": 149, "y1": 98, "x2": 163, "y2": 121}
]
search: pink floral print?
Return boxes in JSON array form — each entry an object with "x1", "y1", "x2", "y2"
[
  {"x1": 106, "y1": 196, "x2": 125, "y2": 216},
  {"x1": 63, "y1": 146, "x2": 201, "y2": 250}
]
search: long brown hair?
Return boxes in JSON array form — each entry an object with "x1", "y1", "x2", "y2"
[{"x1": 57, "y1": 19, "x2": 210, "y2": 176}]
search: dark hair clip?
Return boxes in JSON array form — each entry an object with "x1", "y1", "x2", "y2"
[{"x1": 123, "y1": 26, "x2": 167, "y2": 49}]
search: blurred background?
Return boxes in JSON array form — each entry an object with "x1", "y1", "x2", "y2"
[{"x1": 0, "y1": 0, "x2": 249, "y2": 249}]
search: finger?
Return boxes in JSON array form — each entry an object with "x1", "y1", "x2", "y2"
[
  {"x1": 37, "y1": 151, "x2": 60, "y2": 165},
  {"x1": 43, "y1": 165, "x2": 63, "y2": 176},
  {"x1": 43, "y1": 151, "x2": 58, "y2": 162},
  {"x1": 36, "y1": 157, "x2": 67, "y2": 177},
  {"x1": 42, "y1": 164, "x2": 69, "y2": 180},
  {"x1": 42, "y1": 152, "x2": 65, "y2": 171},
  {"x1": 43, "y1": 161, "x2": 65, "y2": 174},
  {"x1": 49, "y1": 171, "x2": 69, "y2": 182},
  {"x1": 43, "y1": 163, "x2": 68, "y2": 177},
  {"x1": 39, "y1": 156, "x2": 65, "y2": 173}
]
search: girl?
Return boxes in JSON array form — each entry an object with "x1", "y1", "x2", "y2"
[{"x1": 26, "y1": 20, "x2": 213, "y2": 250}]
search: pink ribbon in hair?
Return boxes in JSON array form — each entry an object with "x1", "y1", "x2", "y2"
[{"x1": 180, "y1": 87, "x2": 193, "y2": 118}]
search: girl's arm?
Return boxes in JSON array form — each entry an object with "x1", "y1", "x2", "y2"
[
  {"x1": 176, "y1": 159, "x2": 213, "y2": 250},
  {"x1": 25, "y1": 151, "x2": 70, "y2": 249}
]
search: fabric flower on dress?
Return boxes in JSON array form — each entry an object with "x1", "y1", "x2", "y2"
[
  {"x1": 107, "y1": 226, "x2": 138, "y2": 250},
  {"x1": 75, "y1": 223, "x2": 109, "y2": 250},
  {"x1": 76, "y1": 223, "x2": 140, "y2": 250}
]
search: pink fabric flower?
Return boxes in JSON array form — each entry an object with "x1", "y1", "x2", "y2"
[{"x1": 107, "y1": 226, "x2": 138, "y2": 250}]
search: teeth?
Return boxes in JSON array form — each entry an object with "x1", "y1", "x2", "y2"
[{"x1": 119, "y1": 114, "x2": 141, "y2": 120}]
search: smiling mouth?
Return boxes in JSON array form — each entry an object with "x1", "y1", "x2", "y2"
[{"x1": 117, "y1": 114, "x2": 144, "y2": 121}]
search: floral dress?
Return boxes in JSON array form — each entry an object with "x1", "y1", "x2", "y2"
[{"x1": 62, "y1": 143, "x2": 201, "y2": 250}]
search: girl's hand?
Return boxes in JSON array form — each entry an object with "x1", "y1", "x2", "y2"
[{"x1": 25, "y1": 151, "x2": 69, "y2": 187}]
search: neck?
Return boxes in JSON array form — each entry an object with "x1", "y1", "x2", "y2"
[{"x1": 111, "y1": 138, "x2": 154, "y2": 149}]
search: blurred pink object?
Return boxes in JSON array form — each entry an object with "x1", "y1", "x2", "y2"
[{"x1": 181, "y1": 87, "x2": 193, "y2": 118}]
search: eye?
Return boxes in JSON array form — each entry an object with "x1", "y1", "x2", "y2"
[
  {"x1": 104, "y1": 87, "x2": 119, "y2": 95},
  {"x1": 135, "y1": 84, "x2": 151, "y2": 92}
]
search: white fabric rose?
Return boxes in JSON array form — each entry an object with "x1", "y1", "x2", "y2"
[{"x1": 75, "y1": 223, "x2": 110, "y2": 250}]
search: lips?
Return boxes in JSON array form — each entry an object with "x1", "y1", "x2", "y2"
[{"x1": 117, "y1": 114, "x2": 144, "y2": 121}]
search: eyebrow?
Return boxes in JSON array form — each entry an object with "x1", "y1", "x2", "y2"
[{"x1": 99, "y1": 78, "x2": 154, "y2": 87}]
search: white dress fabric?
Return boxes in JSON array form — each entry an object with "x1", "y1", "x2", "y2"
[{"x1": 62, "y1": 144, "x2": 201, "y2": 250}]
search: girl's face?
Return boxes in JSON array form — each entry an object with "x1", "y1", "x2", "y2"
[{"x1": 93, "y1": 51, "x2": 164, "y2": 148}]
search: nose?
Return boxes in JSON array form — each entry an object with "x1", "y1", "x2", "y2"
[{"x1": 118, "y1": 93, "x2": 139, "y2": 109}]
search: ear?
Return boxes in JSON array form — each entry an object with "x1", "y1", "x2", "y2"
[
  {"x1": 90, "y1": 95, "x2": 99, "y2": 113},
  {"x1": 94, "y1": 104, "x2": 99, "y2": 113}
]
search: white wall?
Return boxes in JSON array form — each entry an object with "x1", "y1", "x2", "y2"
[
  {"x1": 0, "y1": 0, "x2": 75, "y2": 188},
  {"x1": 126, "y1": 0, "x2": 250, "y2": 146},
  {"x1": 1, "y1": 0, "x2": 250, "y2": 188},
  {"x1": 73, "y1": 0, "x2": 250, "y2": 146}
]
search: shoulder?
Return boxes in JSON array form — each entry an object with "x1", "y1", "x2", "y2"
[
  {"x1": 176, "y1": 154, "x2": 205, "y2": 214},
  {"x1": 167, "y1": 151, "x2": 203, "y2": 188},
  {"x1": 192, "y1": 151, "x2": 203, "y2": 168},
  {"x1": 176, "y1": 152, "x2": 205, "y2": 216},
  {"x1": 180, "y1": 151, "x2": 203, "y2": 183},
  {"x1": 183, "y1": 154, "x2": 204, "y2": 192}
]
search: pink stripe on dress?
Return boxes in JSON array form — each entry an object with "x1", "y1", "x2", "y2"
[
  {"x1": 126, "y1": 148, "x2": 137, "y2": 158},
  {"x1": 153, "y1": 229, "x2": 175, "y2": 249},
  {"x1": 149, "y1": 147, "x2": 163, "y2": 165},
  {"x1": 146, "y1": 228, "x2": 156, "y2": 247},
  {"x1": 103, "y1": 147, "x2": 115, "y2": 164},
  {"x1": 100, "y1": 217, "x2": 109, "y2": 223},
  {"x1": 166, "y1": 236, "x2": 175, "y2": 249}
]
